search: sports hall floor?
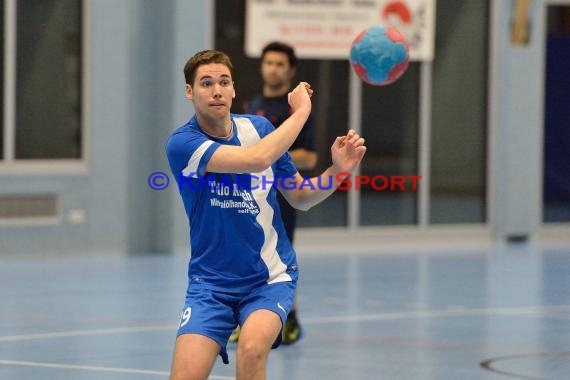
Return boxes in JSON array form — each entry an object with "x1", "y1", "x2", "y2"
[{"x1": 1, "y1": 242, "x2": 569, "y2": 379}]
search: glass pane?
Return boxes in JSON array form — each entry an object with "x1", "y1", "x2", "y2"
[
  {"x1": 0, "y1": 0, "x2": 4, "y2": 160},
  {"x1": 429, "y1": 1, "x2": 488, "y2": 224},
  {"x1": 295, "y1": 60, "x2": 349, "y2": 228},
  {"x1": 360, "y1": 64, "x2": 420, "y2": 225},
  {"x1": 15, "y1": 0, "x2": 82, "y2": 159},
  {"x1": 543, "y1": 6, "x2": 570, "y2": 222},
  {"x1": 215, "y1": 0, "x2": 348, "y2": 227}
]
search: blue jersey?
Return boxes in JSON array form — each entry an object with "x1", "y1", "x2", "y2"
[{"x1": 165, "y1": 114, "x2": 299, "y2": 293}]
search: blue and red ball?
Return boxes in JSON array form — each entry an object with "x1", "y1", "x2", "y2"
[{"x1": 350, "y1": 26, "x2": 410, "y2": 86}]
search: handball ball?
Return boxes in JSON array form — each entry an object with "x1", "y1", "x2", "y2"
[{"x1": 350, "y1": 25, "x2": 410, "y2": 86}]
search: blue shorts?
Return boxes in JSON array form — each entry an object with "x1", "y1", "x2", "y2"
[{"x1": 176, "y1": 281, "x2": 296, "y2": 364}]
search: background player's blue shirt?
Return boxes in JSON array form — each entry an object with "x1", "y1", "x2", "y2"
[{"x1": 165, "y1": 114, "x2": 298, "y2": 293}]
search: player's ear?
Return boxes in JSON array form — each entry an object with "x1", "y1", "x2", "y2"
[
  {"x1": 232, "y1": 82, "x2": 236, "y2": 98},
  {"x1": 185, "y1": 84, "x2": 193, "y2": 100}
]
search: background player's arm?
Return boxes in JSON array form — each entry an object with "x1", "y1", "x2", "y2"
[
  {"x1": 290, "y1": 148, "x2": 317, "y2": 170},
  {"x1": 279, "y1": 130, "x2": 366, "y2": 211},
  {"x1": 206, "y1": 83, "x2": 312, "y2": 174}
]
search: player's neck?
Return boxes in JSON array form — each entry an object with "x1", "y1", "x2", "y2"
[
  {"x1": 196, "y1": 114, "x2": 232, "y2": 139},
  {"x1": 263, "y1": 83, "x2": 290, "y2": 98}
]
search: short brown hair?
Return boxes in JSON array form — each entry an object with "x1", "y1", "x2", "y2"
[
  {"x1": 261, "y1": 42, "x2": 297, "y2": 68},
  {"x1": 183, "y1": 50, "x2": 233, "y2": 86}
]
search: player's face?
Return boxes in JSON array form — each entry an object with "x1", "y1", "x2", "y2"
[
  {"x1": 185, "y1": 63, "x2": 235, "y2": 120},
  {"x1": 261, "y1": 51, "x2": 294, "y2": 88}
]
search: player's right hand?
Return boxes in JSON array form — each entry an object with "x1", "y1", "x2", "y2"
[{"x1": 288, "y1": 82, "x2": 312, "y2": 114}]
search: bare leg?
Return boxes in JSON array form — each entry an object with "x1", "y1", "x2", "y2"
[
  {"x1": 169, "y1": 334, "x2": 220, "y2": 380},
  {"x1": 236, "y1": 309, "x2": 282, "y2": 380}
]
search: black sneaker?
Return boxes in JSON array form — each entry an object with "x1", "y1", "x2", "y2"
[{"x1": 282, "y1": 311, "x2": 303, "y2": 345}]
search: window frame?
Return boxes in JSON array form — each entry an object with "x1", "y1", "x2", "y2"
[{"x1": 0, "y1": 0, "x2": 89, "y2": 174}]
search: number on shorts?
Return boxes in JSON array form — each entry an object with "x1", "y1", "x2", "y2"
[{"x1": 180, "y1": 307, "x2": 191, "y2": 327}]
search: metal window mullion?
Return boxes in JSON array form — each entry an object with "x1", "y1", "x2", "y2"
[
  {"x1": 418, "y1": 61, "x2": 433, "y2": 227},
  {"x1": 487, "y1": 0, "x2": 500, "y2": 232},
  {"x1": 3, "y1": 0, "x2": 16, "y2": 163},
  {"x1": 81, "y1": 0, "x2": 90, "y2": 165},
  {"x1": 347, "y1": 68, "x2": 362, "y2": 229}
]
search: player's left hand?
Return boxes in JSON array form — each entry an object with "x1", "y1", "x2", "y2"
[{"x1": 331, "y1": 129, "x2": 366, "y2": 173}]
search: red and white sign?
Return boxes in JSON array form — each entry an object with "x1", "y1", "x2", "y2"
[{"x1": 245, "y1": 0, "x2": 436, "y2": 61}]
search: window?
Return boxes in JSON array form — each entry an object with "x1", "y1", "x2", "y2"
[
  {"x1": 0, "y1": 0, "x2": 4, "y2": 160},
  {"x1": 543, "y1": 5, "x2": 570, "y2": 223},
  {"x1": 360, "y1": 65, "x2": 420, "y2": 225},
  {"x1": 2, "y1": 0, "x2": 82, "y2": 162},
  {"x1": 429, "y1": 1, "x2": 488, "y2": 223}
]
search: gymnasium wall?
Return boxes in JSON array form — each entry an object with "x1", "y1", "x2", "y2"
[{"x1": 0, "y1": 0, "x2": 209, "y2": 256}]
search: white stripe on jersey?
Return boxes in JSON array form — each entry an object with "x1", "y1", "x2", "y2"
[
  {"x1": 234, "y1": 117, "x2": 291, "y2": 284},
  {"x1": 182, "y1": 140, "x2": 215, "y2": 178}
]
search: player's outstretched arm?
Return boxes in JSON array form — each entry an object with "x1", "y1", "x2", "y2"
[
  {"x1": 206, "y1": 82, "x2": 313, "y2": 174},
  {"x1": 279, "y1": 129, "x2": 366, "y2": 211}
]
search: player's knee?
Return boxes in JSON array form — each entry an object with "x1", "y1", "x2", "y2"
[{"x1": 237, "y1": 339, "x2": 268, "y2": 364}]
